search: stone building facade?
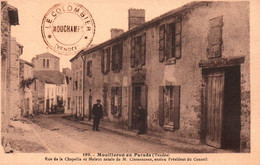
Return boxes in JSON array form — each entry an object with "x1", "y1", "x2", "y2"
[
  {"x1": 63, "y1": 68, "x2": 73, "y2": 114},
  {"x1": 19, "y1": 59, "x2": 34, "y2": 116},
  {"x1": 31, "y1": 52, "x2": 60, "y2": 71},
  {"x1": 81, "y1": 2, "x2": 250, "y2": 152},
  {"x1": 70, "y1": 53, "x2": 84, "y2": 117},
  {"x1": 8, "y1": 38, "x2": 23, "y2": 119},
  {"x1": 1, "y1": 2, "x2": 19, "y2": 128}
]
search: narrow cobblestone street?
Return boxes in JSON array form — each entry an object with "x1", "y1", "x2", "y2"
[
  {"x1": 2, "y1": 114, "x2": 229, "y2": 153},
  {"x1": 26, "y1": 114, "x2": 186, "y2": 153}
]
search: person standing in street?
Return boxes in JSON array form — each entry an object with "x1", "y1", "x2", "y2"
[
  {"x1": 92, "y1": 99, "x2": 103, "y2": 131},
  {"x1": 136, "y1": 104, "x2": 146, "y2": 135}
]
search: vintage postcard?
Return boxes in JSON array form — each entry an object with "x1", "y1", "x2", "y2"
[{"x1": 1, "y1": 0, "x2": 259, "y2": 164}]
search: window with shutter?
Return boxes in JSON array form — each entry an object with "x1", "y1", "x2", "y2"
[
  {"x1": 106, "y1": 47, "x2": 110, "y2": 72},
  {"x1": 111, "y1": 87, "x2": 115, "y2": 115},
  {"x1": 111, "y1": 86, "x2": 122, "y2": 118},
  {"x1": 208, "y1": 16, "x2": 223, "y2": 58},
  {"x1": 112, "y1": 45, "x2": 116, "y2": 71},
  {"x1": 119, "y1": 43, "x2": 123, "y2": 70},
  {"x1": 165, "y1": 23, "x2": 173, "y2": 59},
  {"x1": 112, "y1": 43, "x2": 123, "y2": 73},
  {"x1": 132, "y1": 33, "x2": 146, "y2": 67},
  {"x1": 141, "y1": 33, "x2": 146, "y2": 65},
  {"x1": 159, "y1": 86, "x2": 164, "y2": 126},
  {"x1": 160, "y1": 19, "x2": 182, "y2": 62},
  {"x1": 159, "y1": 85, "x2": 180, "y2": 130},
  {"x1": 87, "y1": 61, "x2": 92, "y2": 77},
  {"x1": 101, "y1": 48, "x2": 110, "y2": 74},
  {"x1": 135, "y1": 36, "x2": 142, "y2": 66},
  {"x1": 130, "y1": 37, "x2": 135, "y2": 67},
  {"x1": 159, "y1": 25, "x2": 165, "y2": 62},
  {"x1": 103, "y1": 84, "x2": 108, "y2": 116},
  {"x1": 117, "y1": 86, "x2": 122, "y2": 118},
  {"x1": 101, "y1": 50, "x2": 105, "y2": 73},
  {"x1": 175, "y1": 20, "x2": 182, "y2": 59}
]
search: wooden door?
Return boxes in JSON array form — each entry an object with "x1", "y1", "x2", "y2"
[
  {"x1": 46, "y1": 99, "x2": 50, "y2": 113},
  {"x1": 140, "y1": 85, "x2": 148, "y2": 111},
  {"x1": 205, "y1": 70, "x2": 225, "y2": 148},
  {"x1": 132, "y1": 86, "x2": 141, "y2": 129},
  {"x1": 140, "y1": 85, "x2": 148, "y2": 131},
  {"x1": 88, "y1": 95, "x2": 92, "y2": 121}
]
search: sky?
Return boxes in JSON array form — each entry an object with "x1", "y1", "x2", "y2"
[{"x1": 7, "y1": 0, "x2": 192, "y2": 69}]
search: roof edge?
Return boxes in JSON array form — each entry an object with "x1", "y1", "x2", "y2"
[{"x1": 82, "y1": 1, "x2": 210, "y2": 55}]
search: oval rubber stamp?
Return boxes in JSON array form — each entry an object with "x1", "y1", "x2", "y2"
[{"x1": 41, "y1": 3, "x2": 95, "y2": 55}]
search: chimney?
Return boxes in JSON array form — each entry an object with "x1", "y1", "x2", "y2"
[
  {"x1": 128, "y1": 8, "x2": 145, "y2": 30},
  {"x1": 110, "y1": 28, "x2": 124, "y2": 39}
]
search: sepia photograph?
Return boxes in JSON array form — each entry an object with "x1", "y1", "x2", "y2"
[{"x1": 1, "y1": 0, "x2": 259, "y2": 164}]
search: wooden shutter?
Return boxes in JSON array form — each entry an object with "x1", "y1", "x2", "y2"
[
  {"x1": 208, "y1": 16, "x2": 223, "y2": 58},
  {"x1": 107, "y1": 47, "x2": 110, "y2": 72},
  {"x1": 175, "y1": 19, "x2": 182, "y2": 59},
  {"x1": 101, "y1": 50, "x2": 105, "y2": 73},
  {"x1": 119, "y1": 43, "x2": 123, "y2": 70},
  {"x1": 165, "y1": 24, "x2": 172, "y2": 59},
  {"x1": 112, "y1": 45, "x2": 116, "y2": 71},
  {"x1": 141, "y1": 33, "x2": 146, "y2": 66},
  {"x1": 128, "y1": 86, "x2": 133, "y2": 128},
  {"x1": 159, "y1": 25, "x2": 165, "y2": 62},
  {"x1": 134, "y1": 37, "x2": 139, "y2": 66},
  {"x1": 131, "y1": 37, "x2": 135, "y2": 67},
  {"x1": 118, "y1": 87, "x2": 122, "y2": 117},
  {"x1": 159, "y1": 86, "x2": 164, "y2": 126},
  {"x1": 87, "y1": 61, "x2": 90, "y2": 76},
  {"x1": 111, "y1": 87, "x2": 115, "y2": 114},
  {"x1": 103, "y1": 85, "x2": 108, "y2": 116},
  {"x1": 141, "y1": 85, "x2": 148, "y2": 110},
  {"x1": 173, "y1": 86, "x2": 180, "y2": 130}
]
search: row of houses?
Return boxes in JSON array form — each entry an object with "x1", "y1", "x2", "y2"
[
  {"x1": 1, "y1": 2, "x2": 71, "y2": 126},
  {"x1": 69, "y1": 1, "x2": 250, "y2": 152}
]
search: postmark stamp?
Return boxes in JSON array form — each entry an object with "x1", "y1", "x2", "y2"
[{"x1": 41, "y1": 3, "x2": 95, "y2": 55}]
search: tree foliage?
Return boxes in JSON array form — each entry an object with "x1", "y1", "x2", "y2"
[{"x1": 20, "y1": 78, "x2": 36, "y2": 89}]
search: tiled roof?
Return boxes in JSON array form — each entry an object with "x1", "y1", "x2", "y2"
[
  {"x1": 20, "y1": 59, "x2": 34, "y2": 67},
  {"x1": 33, "y1": 70, "x2": 64, "y2": 84},
  {"x1": 70, "y1": 44, "x2": 96, "y2": 62},
  {"x1": 82, "y1": 1, "x2": 210, "y2": 55}
]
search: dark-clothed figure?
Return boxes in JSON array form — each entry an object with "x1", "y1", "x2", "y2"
[
  {"x1": 92, "y1": 99, "x2": 103, "y2": 131},
  {"x1": 136, "y1": 105, "x2": 146, "y2": 134}
]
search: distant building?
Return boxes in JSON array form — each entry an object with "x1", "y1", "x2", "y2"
[
  {"x1": 31, "y1": 52, "x2": 60, "y2": 71},
  {"x1": 31, "y1": 52, "x2": 66, "y2": 114},
  {"x1": 1, "y1": 2, "x2": 19, "y2": 127},
  {"x1": 81, "y1": 2, "x2": 250, "y2": 152},
  {"x1": 33, "y1": 70, "x2": 66, "y2": 114},
  {"x1": 19, "y1": 59, "x2": 34, "y2": 116}
]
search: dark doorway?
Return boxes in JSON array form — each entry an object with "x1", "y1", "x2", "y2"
[
  {"x1": 46, "y1": 99, "x2": 50, "y2": 113},
  {"x1": 204, "y1": 66, "x2": 241, "y2": 150},
  {"x1": 132, "y1": 86, "x2": 141, "y2": 129},
  {"x1": 132, "y1": 84, "x2": 148, "y2": 130},
  {"x1": 88, "y1": 95, "x2": 92, "y2": 121},
  {"x1": 222, "y1": 66, "x2": 241, "y2": 151}
]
